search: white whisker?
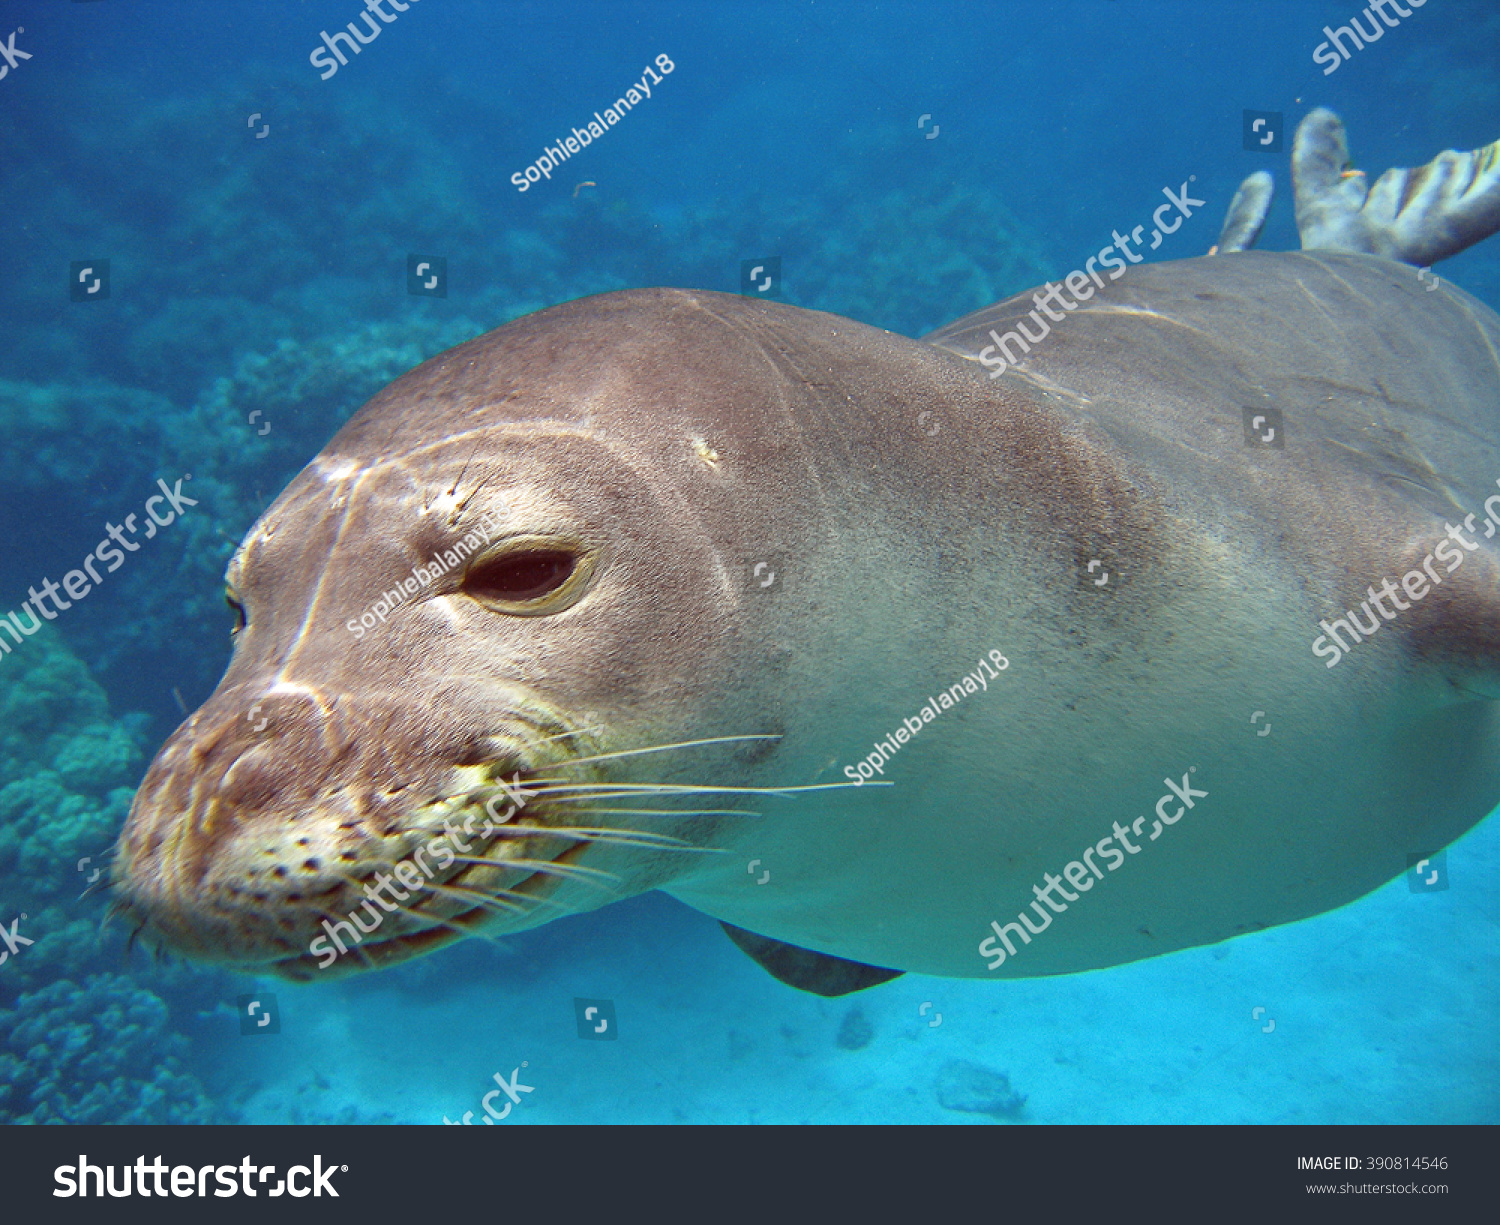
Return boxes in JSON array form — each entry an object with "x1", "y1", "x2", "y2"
[
  {"x1": 533, "y1": 781, "x2": 890, "y2": 797},
  {"x1": 451, "y1": 853, "x2": 621, "y2": 889},
  {"x1": 540, "y1": 826, "x2": 725, "y2": 854},
  {"x1": 556, "y1": 734, "x2": 782, "y2": 769},
  {"x1": 568, "y1": 807, "x2": 761, "y2": 818}
]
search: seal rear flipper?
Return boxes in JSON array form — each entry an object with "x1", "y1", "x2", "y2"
[
  {"x1": 718, "y1": 921, "x2": 904, "y2": 996},
  {"x1": 1294, "y1": 107, "x2": 1500, "y2": 264}
]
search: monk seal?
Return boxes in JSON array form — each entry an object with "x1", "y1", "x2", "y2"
[{"x1": 113, "y1": 110, "x2": 1500, "y2": 993}]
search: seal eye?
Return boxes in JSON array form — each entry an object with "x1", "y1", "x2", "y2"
[
  {"x1": 470, "y1": 551, "x2": 574, "y2": 601},
  {"x1": 464, "y1": 541, "x2": 595, "y2": 616}
]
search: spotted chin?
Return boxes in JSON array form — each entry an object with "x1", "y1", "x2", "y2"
[
  {"x1": 111, "y1": 723, "x2": 619, "y2": 978},
  {"x1": 271, "y1": 762, "x2": 608, "y2": 981},
  {"x1": 113, "y1": 715, "x2": 764, "y2": 979}
]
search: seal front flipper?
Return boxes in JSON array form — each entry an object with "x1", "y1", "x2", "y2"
[
  {"x1": 718, "y1": 922, "x2": 904, "y2": 996},
  {"x1": 1317, "y1": 529, "x2": 1500, "y2": 700},
  {"x1": 1403, "y1": 532, "x2": 1500, "y2": 701}
]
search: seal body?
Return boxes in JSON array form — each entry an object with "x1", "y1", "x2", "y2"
[{"x1": 115, "y1": 251, "x2": 1500, "y2": 983}]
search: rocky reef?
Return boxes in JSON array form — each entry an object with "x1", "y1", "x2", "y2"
[
  {"x1": 0, "y1": 974, "x2": 223, "y2": 1125},
  {"x1": 0, "y1": 620, "x2": 231, "y2": 1123}
]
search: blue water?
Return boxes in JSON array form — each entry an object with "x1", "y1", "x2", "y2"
[{"x1": 0, "y1": 0, "x2": 1496, "y2": 1125}]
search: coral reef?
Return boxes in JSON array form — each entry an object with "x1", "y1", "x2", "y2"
[
  {"x1": 0, "y1": 615, "x2": 230, "y2": 1021},
  {"x1": 0, "y1": 620, "x2": 143, "y2": 999},
  {"x1": 0, "y1": 974, "x2": 225, "y2": 1124}
]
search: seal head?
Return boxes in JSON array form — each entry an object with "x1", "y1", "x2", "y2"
[{"x1": 113, "y1": 288, "x2": 956, "y2": 980}]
